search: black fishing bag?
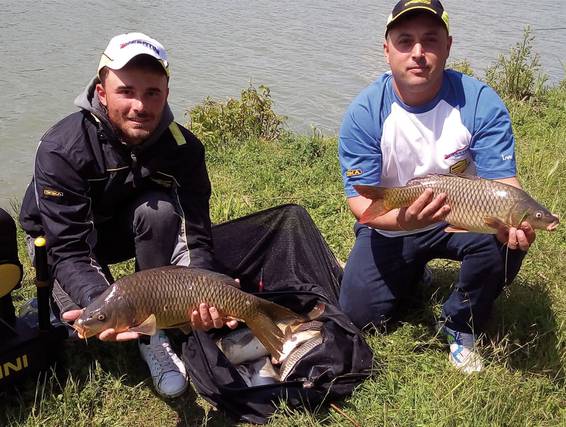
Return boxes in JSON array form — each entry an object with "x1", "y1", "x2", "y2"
[{"x1": 182, "y1": 204, "x2": 374, "y2": 424}]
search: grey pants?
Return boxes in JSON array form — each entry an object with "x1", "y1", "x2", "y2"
[{"x1": 27, "y1": 190, "x2": 189, "y2": 316}]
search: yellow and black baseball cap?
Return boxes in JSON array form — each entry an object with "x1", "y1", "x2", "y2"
[{"x1": 386, "y1": 0, "x2": 449, "y2": 35}]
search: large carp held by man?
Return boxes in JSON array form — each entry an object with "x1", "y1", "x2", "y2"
[
  {"x1": 354, "y1": 173, "x2": 559, "y2": 233},
  {"x1": 74, "y1": 266, "x2": 325, "y2": 364}
]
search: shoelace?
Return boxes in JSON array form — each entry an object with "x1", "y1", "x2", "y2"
[{"x1": 146, "y1": 340, "x2": 178, "y2": 373}]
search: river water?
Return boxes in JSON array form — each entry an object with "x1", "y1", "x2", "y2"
[{"x1": 1, "y1": 0, "x2": 564, "y2": 208}]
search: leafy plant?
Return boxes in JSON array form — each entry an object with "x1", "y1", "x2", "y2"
[
  {"x1": 484, "y1": 26, "x2": 548, "y2": 101},
  {"x1": 186, "y1": 82, "x2": 287, "y2": 149},
  {"x1": 290, "y1": 126, "x2": 327, "y2": 164},
  {"x1": 449, "y1": 59, "x2": 475, "y2": 77}
]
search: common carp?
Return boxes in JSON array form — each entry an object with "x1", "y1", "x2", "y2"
[
  {"x1": 279, "y1": 334, "x2": 324, "y2": 381},
  {"x1": 354, "y1": 174, "x2": 559, "y2": 233},
  {"x1": 217, "y1": 320, "x2": 324, "y2": 365},
  {"x1": 74, "y1": 266, "x2": 325, "y2": 363}
]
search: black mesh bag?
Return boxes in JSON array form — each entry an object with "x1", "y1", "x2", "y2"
[{"x1": 182, "y1": 205, "x2": 374, "y2": 424}]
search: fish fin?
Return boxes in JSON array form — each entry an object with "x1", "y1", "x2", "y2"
[
  {"x1": 249, "y1": 298, "x2": 321, "y2": 363},
  {"x1": 130, "y1": 314, "x2": 157, "y2": 336},
  {"x1": 256, "y1": 298, "x2": 306, "y2": 329},
  {"x1": 359, "y1": 200, "x2": 388, "y2": 224},
  {"x1": 353, "y1": 184, "x2": 386, "y2": 200},
  {"x1": 484, "y1": 217, "x2": 508, "y2": 231},
  {"x1": 246, "y1": 312, "x2": 286, "y2": 364},
  {"x1": 278, "y1": 325, "x2": 296, "y2": 363},
  {"x1": 444, "y1": 225, "x2": 470, "y2": 233},
  {"x1": 354, "y1": 184, "x2": 392, "y2": 223}
]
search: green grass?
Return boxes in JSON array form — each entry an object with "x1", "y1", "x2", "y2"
[{"x1": 2, "y1": 83, "x2": 565, "y2": 426}]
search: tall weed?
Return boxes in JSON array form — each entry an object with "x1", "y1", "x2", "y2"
[
  {"x1": 448, "y1": 59, "x2": 474, "y2": 77},
  {"x1": 484, "y1": 26, "x2": 548, "y2": 101},
  {"x1": 186, "y1": 82, "x2": 287, "y2": 149}
]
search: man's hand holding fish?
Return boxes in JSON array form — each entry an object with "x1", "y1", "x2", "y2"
[
  {"x1": 496, "y1": 221, "x2": 536, "y2": 251},
  {"x1": 190, "y1": 303, "x2": 239, "y2": 332}
]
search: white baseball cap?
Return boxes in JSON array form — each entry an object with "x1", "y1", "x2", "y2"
[{"x1": 97, "y1": 32, "x2": 169, "y2": 77}]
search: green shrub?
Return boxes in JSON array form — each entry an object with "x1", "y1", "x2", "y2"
[
  {"x1": 186, "y1": 83, "x2": 287, "y2": 149},
  {"x1": 449, "y1": 59, "x2": 475, "y2": 77},
  {"x1": 290, "y1": 126, "x2": 327, "y2": 164},
  {"x1": 484, "y1": 26, "x2": 548, "y2": 101}
]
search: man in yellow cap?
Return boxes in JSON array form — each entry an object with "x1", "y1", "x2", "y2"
[
  {"x1": 338, "y1": 1, "x2": 536, "y2": 374},
  {"x1": 20, "y1": 32, "x2": 237, "y2": 398}
]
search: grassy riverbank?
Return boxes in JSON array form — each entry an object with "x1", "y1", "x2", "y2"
[{"x1": 2, "y1": 44, "x2": 565, "y2": 426}]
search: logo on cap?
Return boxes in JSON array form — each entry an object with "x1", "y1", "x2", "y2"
[
  {"x1": 119, "y1": 40, "x2": 161, "y2": 55},
  {"x1": 405, "y1": 0, "x2": 432, "y2": 5}
]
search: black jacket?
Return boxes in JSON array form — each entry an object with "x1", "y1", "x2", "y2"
[{"x1": 20, "y1": 80, "x2": 213, "y2": 308}]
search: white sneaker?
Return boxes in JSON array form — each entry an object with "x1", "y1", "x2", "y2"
[
  {"x1": 139, "y1": 330, "x2": 188, "y2": 398},
  {"x1": 443, "y1": 325, "x2": 484, "y2": 374}
]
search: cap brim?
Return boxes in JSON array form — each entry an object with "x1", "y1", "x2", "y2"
[{"x1": 97, "y1": 51, "x2": 169, "y2": 77}]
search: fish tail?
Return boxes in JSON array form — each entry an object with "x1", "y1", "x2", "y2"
[
  {"x1": 354, "y1": 184, "x2": 387, "y2": 201},
  {"x1": 246, "y1": 312, "x2": 286, "y2": 363},
  {"x1": 248, "y1": 299, "x2": 321, "y2": 363},
  {"x1": 285, "y1": 303, "x2": 325, "y2": 334},
  {"x1": 360, "y1": 199, "x2": 388, "y2": 224},
  {"x1": 353, "y1": 185, "x2": 391, "y2": 223}
]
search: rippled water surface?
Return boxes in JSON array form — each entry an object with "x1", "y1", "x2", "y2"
[{"x1": 1, "y1": 0, "x2": 564, "y2": 206}]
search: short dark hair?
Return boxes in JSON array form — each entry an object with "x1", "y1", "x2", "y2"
[{"x1": 99, "y1": 54, "x2": 169, "y2": 84}]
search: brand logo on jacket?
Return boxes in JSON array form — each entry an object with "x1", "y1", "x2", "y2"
[
  {"x1": 346, "y1": 169, "x2": 363, "y2": 177},
  {"x1": 449, "y1": 159, "x2": 469, "y2": 174},
  {"x1": 42, "y1": 188, "x2": 64, "y2": 198}
]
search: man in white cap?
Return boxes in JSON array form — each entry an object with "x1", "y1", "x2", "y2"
[
  {"x1": 20, "y1": 32, "x2": 237, "y2": 398},
  {"x1": 338, "y1": 1, "x2": 537, "y2": 374}
]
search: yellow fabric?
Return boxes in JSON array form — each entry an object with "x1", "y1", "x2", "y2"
[
  {"x1": 0, "y1": 264, "x2": 22, "y2": 297},
  {"x1": 169, "y1": 122, "x2": 186, "y2": 146}
]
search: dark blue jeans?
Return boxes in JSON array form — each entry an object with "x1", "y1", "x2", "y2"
[{"x1": 339, "y1": 222, "x2": 526, "y2": 334}]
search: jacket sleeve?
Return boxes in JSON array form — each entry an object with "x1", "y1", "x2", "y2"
[
  {"x1": 33, "y1": 139, "x2": 110, "y2": 308},
  {"x1": 174, "y1": 130, "x2": 215, "y2": 270}
]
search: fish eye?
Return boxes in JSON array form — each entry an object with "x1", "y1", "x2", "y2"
[
  {"x1": 97, "y1": 313, "x2": 106, "y2": 321},
  {"x1": 535, "y1": 212, "x2": 543, "y2": 219}
]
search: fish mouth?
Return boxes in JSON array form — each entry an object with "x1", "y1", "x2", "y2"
[
  {"x1": 547, "y1": 214, "x2": 560, "y2": 231},
  {"x1": 71, "y1": 321, "x2": 90, "y2": 339}
]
